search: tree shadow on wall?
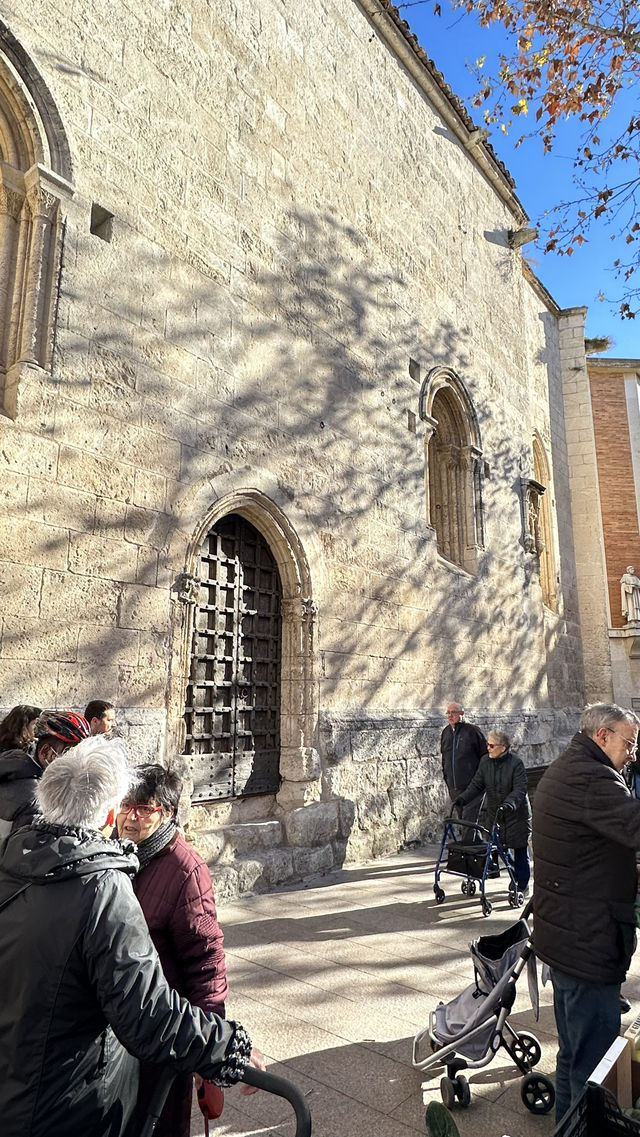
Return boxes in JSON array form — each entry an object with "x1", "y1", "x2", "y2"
[{"x1": 2, "y1": 203, "x2": 576, "y2": 859}]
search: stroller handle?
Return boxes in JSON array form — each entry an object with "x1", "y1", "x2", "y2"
[
  {"x1": 241, "y1": 1066, "x2": 312, "y2": 1136},
  {"x1": 138, "y1": 1066, "x2": 312, "y2": 1137},
  {"x1": 444, "y1": 816, "x2": 492, "y2": 839}
]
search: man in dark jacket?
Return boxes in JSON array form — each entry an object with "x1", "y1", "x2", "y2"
[
  {"x1": 533, "y1": 702, "x2": 640, "y2": 1121},
  {"x1": 0, "y1": 735, "x2": 261, "y2": 1137},
  {"x1": 0, "y1": 711, "x2": 90, "y2": 851},
  {"x1": 440, "y1": 701, "x2": 486, "y2": 820}
]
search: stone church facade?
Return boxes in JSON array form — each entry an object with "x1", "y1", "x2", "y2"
[{"x1": 1, "y1": 0, "x2": 586, "y2": 896}]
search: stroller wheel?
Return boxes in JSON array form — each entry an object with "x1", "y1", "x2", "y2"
[
  {"x1": 434, "y1": 886, "x2": 446, "y2": 904},
  {"x1": 481, "y1": 898, "x2": 492, "y2": 917},
  {"x1": 454, "y1": 1074, "x2": 471, "y2": 1107},
  {"x1": 513, "y1": 1032, "x2": 542, "y2": 1069},
  {"x1": 439, "y1": 1075, "x2": 456, "y2": 1110},
  {"x1": 521, "y1": 1073, "x2": 555, "y2": 1114}
]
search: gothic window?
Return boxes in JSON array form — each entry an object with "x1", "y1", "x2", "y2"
[
  {"x1": 532, "y1": 436, "x2": 557, "y2": 611},
  {"x1": 419, "y1": 366, "x2": 484, "y2": 573},
  {"x1": 183, "y1": 513, "x2": 283, "y2": 802},
  {"x1": 0, "y1": 26, "x2": 73, "y2": 417}
]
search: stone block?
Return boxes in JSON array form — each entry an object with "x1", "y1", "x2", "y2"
[
  {"x1": 1, "y1": 616, "x2": 78, "y2": 663},
  {"x1": 356, "y1": 792, "x2": 392, "y2": 832},
  {"x1": 220, "y1": 820, "x2": 282, "y2": 857},
  {"x1": 69, "y1": 533, "x2": 138, "y2": 582},
  {"x1": 252, "y1": 848, "x2": 295, "y2": 889},
  {"x1": 2, "y1": 518, "x2": 69, "y2": 570},
  {"x1": 58, "y1": 446, "x2": 135, "y2": 502},
  {"x1": 279, "y1": 746, "x2": 321, "y2": 781},
  {"x1": 283, "y1": 801, "x2": 340, "y2": 846},
  {"x1": 40, "y1": 570, "x2": 121, "y2": 626},
  {"x1": 292, "y1": 843, "x2": 334, "y2": 876},
  {"x1": 0, "y1": 563, "x2": 42, "y2": 618},
  {"x1": 118, "y1": 583, "x2": 169, "y2": 631},
  {"x1": 276, "y1": 779, "x2": 322, "y2": 810},
  {"x1": 208, "y1": 865, "x2": 241, "y2": 902},
  {"x1": 57, "y1": 662, "x2": 119, "y2": 707},
  {"x1": 0, "y1": 660, "x2": 59, "y2": 706},
  {"x1": 77, "y1": 625, "x2": 140, "y2": 666}
]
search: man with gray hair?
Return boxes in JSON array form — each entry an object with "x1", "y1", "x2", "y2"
[
  {"x1": 0, "y1": 736, "x2": 262, "y2": 1137},
  {"x1": 533, "y1": 702, "x2": 640, "y2": 1122}
]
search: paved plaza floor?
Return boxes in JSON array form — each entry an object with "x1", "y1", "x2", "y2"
[{"x1": 190, "y1": 846, "x2": 640, "y2": 1137}]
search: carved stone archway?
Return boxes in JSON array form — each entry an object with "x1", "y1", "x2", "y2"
[{"x1": 167, "y1": 487, "x2": 320, "y2": 813}]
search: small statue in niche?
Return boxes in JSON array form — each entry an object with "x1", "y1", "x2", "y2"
[
  {"x1": 524, "y1": 482, "x2": 545, "y2": 557},
  {"x1": 620, "y1": 566, "x2": 640, "y2": 624}
]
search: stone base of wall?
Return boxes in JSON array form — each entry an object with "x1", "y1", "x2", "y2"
[{"x1": 189, "y1": 707, "x2": 580, "y2": 900}]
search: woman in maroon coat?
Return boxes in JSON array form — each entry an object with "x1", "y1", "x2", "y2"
[{"x1": 116, "y1": 764, "x2": 228, "y2": 1137}]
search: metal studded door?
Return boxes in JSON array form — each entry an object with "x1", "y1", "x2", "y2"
[{"x1": 184, "y1": 514, "x2": 282, "y2": 802}]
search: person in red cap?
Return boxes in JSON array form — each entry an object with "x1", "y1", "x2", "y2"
[{"x1": 0, "y1": 711, "x2": 90, "y2": 850}]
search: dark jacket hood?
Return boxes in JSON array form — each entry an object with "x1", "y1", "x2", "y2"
[
  {"x1": 0, "y1": 748, "x2": 41, "y2": 783},
  {"x1": 1, "y1": 822, "x2": 139, "y2": 884}
]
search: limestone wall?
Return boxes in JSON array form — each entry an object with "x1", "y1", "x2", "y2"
[{"x1": 0, "y1": 0, "x2": 584, "y2": 893}]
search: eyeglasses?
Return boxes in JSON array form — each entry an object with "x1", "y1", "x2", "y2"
[
  {"x1": 118, "y1": 801, "x2": 163, "y2": 819},
  {"x1": 487, "y1": 743, "x2": 500, "y2": 749},
  {"x1": 608, "y1": 729, "x2": 638, "y2": 755}
]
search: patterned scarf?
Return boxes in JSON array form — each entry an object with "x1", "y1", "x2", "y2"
[{"x1": 135, "y1": 818, "x2": 177, "y2": 870}]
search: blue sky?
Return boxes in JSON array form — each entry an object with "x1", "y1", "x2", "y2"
[{"x1": 399, "y1": 2, "x2": 639, "y2": 359}]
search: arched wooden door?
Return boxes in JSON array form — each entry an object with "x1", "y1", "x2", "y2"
[{"x1": 183, "y1": 513, "x2": 282, "y2": 801}]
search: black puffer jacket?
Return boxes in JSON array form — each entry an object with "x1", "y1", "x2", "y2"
[
  {"x1": 533, "y1": 731, "x2": 640, "y2": 985},
  {"x1": 0, "y1": 823, "x2": 249, "y2": 1137},
  {"x1": 440, "y1": 721, "x2": 487, "y2": 796},
  {"x1": 457, "y1": 749, "x2": 531, "y2": 847},
  {"x1": 0, "y1": 748, "x2": 41, "y2": 851}
]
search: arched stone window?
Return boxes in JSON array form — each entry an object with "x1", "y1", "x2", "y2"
[
  {"x1": 0, "y1": 21, "x2": 73, "y2": 417},
  {"x1": 532, "y1": 435, "x2": 557, "y2": 611},
  {"x1": 419, "y1": 366, "x2": 484, "y2": 573}
]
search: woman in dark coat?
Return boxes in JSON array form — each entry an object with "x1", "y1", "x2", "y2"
[
  {"x1": 115, "y1": 764, "x2": 228, "y2": 1137},
  {"x1": 455, "y1": 729, "x2": 532, "y2": 893}
]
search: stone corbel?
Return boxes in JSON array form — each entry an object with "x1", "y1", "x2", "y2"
[{"x1": 172, "y1": 572, "x2": 201, "y2": 605}]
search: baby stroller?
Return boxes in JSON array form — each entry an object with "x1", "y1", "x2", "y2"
[
  {"x1": 433, "y1": 814, "x2": 524, "y2": 916},
  {"x1": 412, "y1": 908, "x2": 555, "y2": 1118}
]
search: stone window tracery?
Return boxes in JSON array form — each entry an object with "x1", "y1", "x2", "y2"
[
  {"x1": 419, "y1": 366, "x2": 484, "y2": 573},
  {"x1": 0, "y1": 26, "x2": 73, "y2": 417}
]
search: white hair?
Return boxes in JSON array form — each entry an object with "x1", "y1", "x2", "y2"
[
  {"x1": 36, "y1": 736, "x2": 131, "y2": 829},
  {"x1": 580, "y1": 702, "x2": 640, "y2": 737}
]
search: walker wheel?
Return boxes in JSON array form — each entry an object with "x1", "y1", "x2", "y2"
[
  {"x1": 513, "y1": 1032, "x2": 542, "y2": 1069},
  {"x1": 521, "y1": 1073, "x2": 555, "y2": 1114},
  {"x1": 440, "y1": 1075, "x2": 456, "y2": 1110},
  {"x1": 461, "y1": 880, "x2": 468, "y2": 895},
  {"x1": 434, "y1": 886, "x2": 446, "y2": 904},
  {"x1": 508, "y1": 889, "x2": 524, "y2": 908},
  {"x1": 481, "y1": 898, "x2": 492, "y2": 917},
  {"x1": 454, "y1": 1073, "x2": 471, "y2": 1107},
  {"x1": 467, "y1": 880, "x2": 476, "y2": 895}
]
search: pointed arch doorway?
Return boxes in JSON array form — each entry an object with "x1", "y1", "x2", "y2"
[{"x1": 184, "y1": 513, "x2": 283, "y2": 801}]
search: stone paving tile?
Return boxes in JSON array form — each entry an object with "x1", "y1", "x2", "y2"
[{"x1": 187, "y1": 847, "x2": 640, "y2": 1137}]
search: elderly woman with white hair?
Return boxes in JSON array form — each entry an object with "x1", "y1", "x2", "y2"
[
  {"x1": 454, "y1": 728, "x2": 532, "y2": 897},
  {"x1": 0, "y1": 735, "x2": 263, "y2": 1137}
]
